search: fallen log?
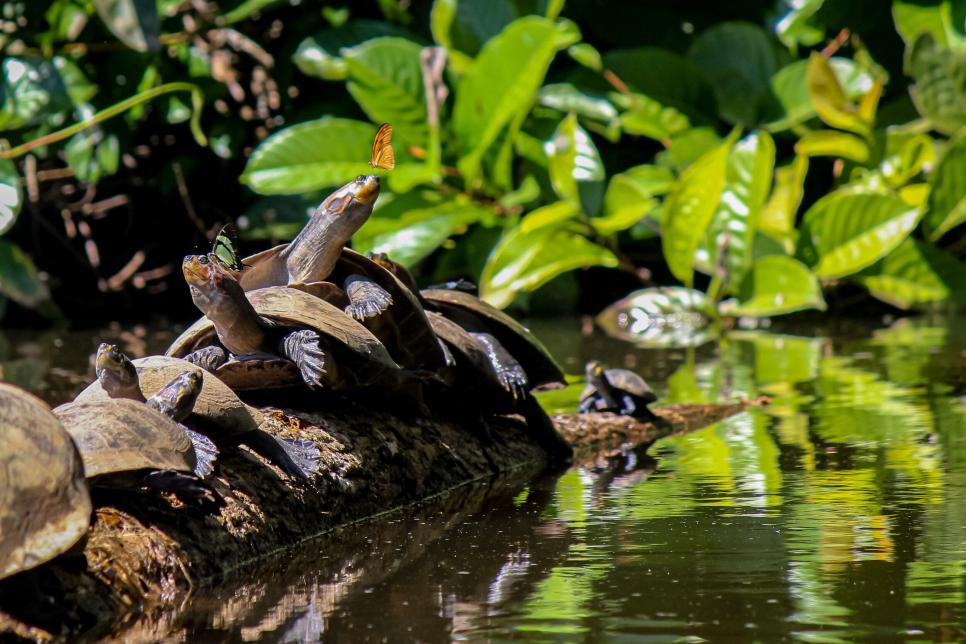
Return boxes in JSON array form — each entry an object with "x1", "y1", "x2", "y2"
[{"x1": 0, "y1": 396, "x2": 767, "y2": 641}]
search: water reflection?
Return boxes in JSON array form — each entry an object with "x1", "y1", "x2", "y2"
[{"x1": 3, "y1": 313, "x2": 966, "y2": 641}]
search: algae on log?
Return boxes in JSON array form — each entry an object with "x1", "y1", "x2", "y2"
[{"x1": 0, "y1": 397, "x2": 766, "y2": 641}]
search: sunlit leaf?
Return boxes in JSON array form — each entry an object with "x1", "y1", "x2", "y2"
[
  {"x1": 880, "y1": 129, "x2": 935, "y2": 188},
  {"x1": 855, "y1": 238, "x2": 966, "y2": 309},
  {"x1": 595, "y1": 287, "x2": 713, "y2": 348},
  {"x1": 806, "y1": 53, "x2": 871, "y2": 137},
  {"x1": 906, "y1": 32, "x2": 966, "y2": 135},
  {"x1": 538, "y1": 83, "x2": 618, "y2": 127},
  {"x1": 767, "y1": 57, "x2": 876, "y2": 131},
  {"x1": 0, "y1": 159, "x2": 21, "y2": 236},
  {"x1": 688, "y1": 22, "x2": 778, "y2": 125},
  {"x1": 772, "y1": 0, "x2": 826, "y2": 49},
  {"x1": 596, "y1": 165, "x2": 673, "y2": 235},
  {"x1": 0, "y1": 57, "x2": 71, "y2": 130},
  {"x1": 794, "y1": 129, "x2": 869, "y2": 162},
  {"x1": 294, "y1": 20, "x2": 416, "y2": 81},
  {"x1": 660, "y1": 127, "x2": 723, "y2": 170},
  {"x1": 481, "y1": 219, "x2": 617, "y2": 308},
  {"x1": 923, "y1": 128, "x2": 966, "y2": 240},
  {"x1": 93, "y1": 0, "x2": 160, "y2": 52},
  {"x1": 343, "y1": 38, "x2": 428, "y2": 151},
  {"x1": 240, "y1": 117, "x2": 374, "y2": 194},
  {"x1": 662, "y1": 132, "x2": 736, "y2": 287},
  {"x1": 545, "y1": 113, "x2": 604, "y2": 214},
  {"x1": 719, "y1": 256, "x2": 826, "y2": 317},
  {"x1": 453, "y1": 17, "x2": 577, "y2": 181},
  {"x1": 0, "y1": 240, "x2": 49, "y2": 308},
  {"x1": 759, "y1": 156, "x2": 808, "y2": 250},
  {"x1": 893, "y1": 0, "x2": 959, "y2": 46},
  {"x1": 613, "y1": 92, "x2": 690, "y2": 142},
  {"x1": 65, "y1": 128, "x2": 120, "y2": 184},
  {"x1": 799, "y1": 192, "x2": 922, "y2": 279},
  {"x1": 567, "y1": 42, "x2": 602, "y2": 71},
  {"x1": 519, "y1": 201, "x2": 579, "y2": 234}
]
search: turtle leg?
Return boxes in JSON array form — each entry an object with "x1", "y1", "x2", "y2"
[
  {"x1": 578, "y1": 395, "x2": 596, "y2": 414},
  {"x1": 619, "y1": 393, "x2": 637, "y2": 417},
  {"x1": 279, "y1": 329, "x2": 334, "y2": 388},
  {"x1": 142, "y1": 470, "x2": 216, "y2": 502},
  {"x1": 518, "y1": 395, "x2": 572, "y2": 464},
  {"x1": 242, "y1": 430, "x2": 318, "y2": 480},
  {"x1": 185, "y1": 346, "x2": 228, "y2": 371},
  {"x1": 183, "y1": 427, "x2": 219, "y2": 478},
  {"x1": 470, "y1": 332, "x2": 529, "y2": 400},
  {"x1": 343, "y1": 274, "x2": 393, "y2": 321}
]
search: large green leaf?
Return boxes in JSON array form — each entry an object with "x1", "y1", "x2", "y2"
[
  {"x1": 344, "y1": 37, "x2": 428, "y2": 151},
  {"x1": 453, "y1": 16, "x2": 577, "y2": 181},
  {"x1": 906, "y1": 32, "x2": 966, "y2": 135},
  {"x1": 766, "y1": 57, "x2": 876, "y2": 131},
  {"x1": 596, "y1": 164, "x2": 673, "y2": 236},
  {"x1": 923, "y1": 127, "x2": 966, "y2": 240},
  {"x1": 759, "y1": 156, "x2": 808, "y2": 251},
  {"x1": 893, "y1": 0, "x2": 961, "y2": 46},
  {"x1": 703, "y1": 131, "x2": 776, "y2": 291},
  {"x1": 93, "y1": 0, "x2": 160, "y2": 52},
  {"x1": 240, "y1": 118, "x2": 374, "y2": 195},
  {"x1": 0, "y1": 240, "x2": 48, "y2": 308},
  {"x1": 293, "y1": 20, "x2": 416, "y2": 81},
  {"x1": 481, "y1": 218, "x2": 618, "y2": 308},
  {"x1": 661, "y1": 132, "x2": 736, "y2": 287},
  {"x1": 687, "y1": 22, "x2": 778, "y2": 125},
  {"x1": 855, "y1": 238, "x2": 966, "y2": 309},
  {"x1": 806, "y1": 53, "x2": 871, "y2": 137},
  {"x1": 595, "y1": 287, "x2": 713, "y2": 347},
  {"x1": 799, "y1": 192, "x2": 922, "y2": 279},
  {"x1": 545, "y1": 113, "x2": 604, "y2": 214},
  {"x1": 719, "y1": 255, "x2": 826, "y2": 317},
  {"x1": 601, "y1": 48, "x2": 716, "y2": 119},
  {"x1": 0, "y1": 159, "x2": 21, "y2": 236},
  {"x1": 613, "y1": 92, "x2": 690, "y2": 142}
]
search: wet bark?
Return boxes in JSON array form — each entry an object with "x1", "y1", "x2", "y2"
[{"x1": 0, "y1": 396, "x2": 767, "y2": 641}]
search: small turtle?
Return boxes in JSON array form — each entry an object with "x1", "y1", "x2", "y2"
[
  {"x1": 0, "y1": 383, "x2": 92, "y2": 581},
  {"x1": 426, "y1": 311, "x2": 571, "y2": 460},
  {"x1": 55, "y1": 372, "x2": 211, "y2": 498},
  {"x1": 78, "y1": 344, "x2": 319, "y2": 480},
  {"x1": 578, "y1": 361, "x2": 660, "y2": 423},
  {"x1": 170, "y1": 254, "x2": 403, "y2": 394}
]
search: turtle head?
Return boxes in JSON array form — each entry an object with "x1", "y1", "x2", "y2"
[
  {"x1": 585, "y1": 360, "x2": 606, "y2": 380},
  {"x1": 183, "y1": 253, "x2": 264, "y2": 355},
  {"x1": 95, "y1": 342, "x2": 143, "y2": 401},
  {"x1": 148, "y1": 369, "x2": 203, "y2": 422},
  {"x1": 314, "y1": 174, "x2": 380, "y2": 241}
]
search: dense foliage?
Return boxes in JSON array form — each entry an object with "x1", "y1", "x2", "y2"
[{"x1": 1, "y1": 0, "x2": 964, "y2": 325}]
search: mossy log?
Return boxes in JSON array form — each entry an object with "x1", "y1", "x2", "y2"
[{"x1": 0, "y1": 396, "x2": 766, "y2": 641}]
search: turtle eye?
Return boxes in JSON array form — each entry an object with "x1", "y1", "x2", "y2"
[
  {"x1": 198, "y1": 255, "x2": 209, "y2": 265},
  {"x1": 355, "y1": 174, "x2": 366, "y2": 183}
]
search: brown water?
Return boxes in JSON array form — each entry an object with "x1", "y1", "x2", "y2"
[{"x1": 3, "y1": 312, "x2": 965, "y2": 642}]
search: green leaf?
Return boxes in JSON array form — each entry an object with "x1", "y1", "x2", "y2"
[
  {"x1": 545, "y1": 113, "x2": 605, "y2": 214},
  {"x1": 855, "y1": 238, "x2": 966, "y2": 309},
  {"x1": 719, "y1": 256, "x2": 826, "y2": 317},
  {"x1": 893, "y1": 0, "x2": 960, "y2": 46},
  {"x1": 294, "y1": 20, "x2": 416, "y2": 81},
  {"x1": 518, "y1": 201, "x2": 579, "y2": 234},
  {"x1": 432, "y1": 0, "x2": 518, "y2": 58},
  {"x1": 879, "y1": 129, "x2": 935, "y2": 187},
  {"x1": 661, "y1": 132, "x2": 736, "y2": 287},
  {"x1": 602, "y1": 48, "x2": 716, "y2": 119},
  {"x1": 567, "y1": 43, "x2": 602, "y2": 71},
  {"x1": 923, "y1": 129, "x2": 966, "y2": 240},
  {"x1": 0, "y1": 159, "x2": 22, "y2": 236},
  {"x1": 905, "y1": 32, "x2": 966, "y2": 135},
  {"x1": 794, "y1": 129, "x2": 870, "y2": 162},
  {"x1": 806, "y1": 53, "x2": 871, "y2": 137},
  {"x1": 453, "y1": 16, "x2": 577, "y2": 181},
  {"x1": 772, "y1": 0, "x2": 826, "y2": 49},
  {"x1": 705, "y1": 131, "x2": 776, "y2": 290},
  {"x1": 344, "y1": 37, "x2": 427, "y2": 150},
  {"x1": 687, "y1": 22, "x2": 778, "y2": 125},
  {"x1": 538, "y1": 83, "x2": 618, "y2": 127},
  {"x1": 595, "y1": 287, "x2": 713, "y2": 348},
  {"x1": 92, "y1": 0, "x2": 160, "y2": 52},
  {"x1": 660, "y1": 127, "x2": 723, "y2": 170},
  {"x1": 597, "y1": 165, "x2": 673, "y2": 235},
  {"x1": 767, "y1": 57, "x2": 876, "y2": 131},
  {"x1": 800, "y1": 192, "x2": 922, "y2": 279},
  {"x1": 613, "y1": 92, "x2": 690, "y2": 142},
  {"x1": 64, "y1": 130, "x2": 120, "y2": 184},
  {"x1": 0, "y1": 240, "x2": 49, "y2": 308},
  {"x1": 0, "y1": 57, "x2": 72, "y2": 130},
  {"x1": 240, "y1": 118, "x2": 374, "y2": 195},
  {"x1": 481, "y1": 219, "x2": 618, "y2": 308},
  {"x1": 759, "y1": 156, "x2": 808, "y2": 250}
]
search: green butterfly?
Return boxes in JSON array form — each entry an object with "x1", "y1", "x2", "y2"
[{"x1": 211, "y1": 223, "x2": 246, "y2": 271}]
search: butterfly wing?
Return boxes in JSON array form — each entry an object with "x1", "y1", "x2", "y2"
[
  {"x1": 368, "y1": 123, "x2": 395, "y2": 170},
  {"x1": 212, "y1": 223, "x2": 245, "y2": 271}
]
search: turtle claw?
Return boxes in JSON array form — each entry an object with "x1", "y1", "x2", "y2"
[
  {"x1": 185, "y1": 346, "x2": 228, "y2": 371},
  {"x1": 280, "y1": 329, "x2": 330, "y2": 388},
  {"x1": 344, "y1": 274, "x2": 393, "y2": 321},
  {"x1": 498, "y1": 370, "x2": 529, "y2": 401}
]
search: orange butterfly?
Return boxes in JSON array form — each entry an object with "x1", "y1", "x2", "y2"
[{"x1": 368, "y1": 123, "x2": 395, "y2": 170}]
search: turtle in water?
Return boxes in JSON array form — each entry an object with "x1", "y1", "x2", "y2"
[
  {"x1": 170, "y1": 254, "x2": 405, "y2": 396},
  {"x1": 55, "y1": 370, "x2": 213, "y2": 498},
  {"x1": 78, "y1": 344, "x2": 319, "y2": 480},
  {"x1": 229, "y1": 176, "x2": 445, "y2": 372},
  {"x1": 426, "y1": 311, "x2": 572, "y2": 460},
  {"x1": 578, "y1": 361, "x2": 660, "y2": 423},
  {"x1": 0, "y1": 383, "x2": 92, "y2": 581}
]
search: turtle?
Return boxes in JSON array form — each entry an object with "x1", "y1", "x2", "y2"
[
  {"x1": 426, "y1": 311, "x2": 572, "y2": 460},
  {"x1": 229, "y1": 175, "x2": 445, "y2": 372},
  {"x1": 77, "y1": 344, "x2": 319, "y2": 480},
  {"x1": 578, "y1": 361, "x2": 660, "y2": 423},
  {"x1": 0, "y1": 383, "x2": 92, "y2": 581},
  {"x1": 171, "y1": 254, "x2": 404, "y2": 395},
  {"x1": 55, "y1": 372, "x2": 211, "y2": 498}
]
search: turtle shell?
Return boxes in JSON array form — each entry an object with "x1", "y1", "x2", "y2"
[
  {"x1": 425, "y1": 311, "x2": 503, "y2": 393},
  {"x1": 579, "y1": 368, "x2": 656, "y2": 404},
  {"x1": 420, "y1": 289, "x2": 564, "y2": 389},
  {"x1": 56, "y1": 399, "x2": 196, "y2": 479},
  {"x1": 330, "y1": 248, "x2": 446, "y2": 372},
  {"x1": 75, "y1": 355, "x2": 262, "y2": 440},
  {"x1": 166, "y1": 285, "x2": 400, "y2": 390},
  {"x1": 0, "y1": 384, "x2": 92, "y2": 581}
]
